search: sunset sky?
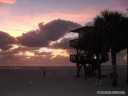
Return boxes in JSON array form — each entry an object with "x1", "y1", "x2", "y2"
[{"x1": 0, "y1": 0, "x2": 127, "y2": 67}]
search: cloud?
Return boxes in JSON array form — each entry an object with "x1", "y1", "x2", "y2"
[
  {"x1": 0, "y1": 11, "x2": 85, "y2": 37},
  {"x1": 0, "y1": 46, "x2": 74, "y2": 67},
  {"x1": 50, "y1": 38, "x2": 72, "y2": 50},
  {"x1": 0, "y1": 0, "x2": 16, "y2": 4},
  {"x1": 0, "y1": 53, "x2": 74, "y2": 67},
  {"x1": 7, "y1": 19, "x2": 80, "y2": 66},
  {"x1": 17, "y1": 19, "x2": 81, "y2": 47},
  {"x1": 0, "y1": 31, "x2": 16, "y2": 50}
]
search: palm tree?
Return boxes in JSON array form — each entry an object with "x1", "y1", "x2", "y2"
[
  {"x1": 93, "y1": 26, "x2": 110, "y2": 83},
  {"x1": 84, "y1": 26, "x2": 108, "y2": 82},
  {"x1": 122, "y1": 17, "x2": 128, "y2": 83},
  {"x1": 124, "y1": 18, "x2": 128, "y2": 83},
  {"x1": 126, "y1": 47, "x2": 128, "y2": 83},
  {"x1": 94, "y1": 10, "x2": 127, "y2": 86},
  {"x1": 126, "y1": 11, "x2": 128, "y2": 82},
  {"x1": 126, "y1": 37, "x2": 128, "y2": 84}
]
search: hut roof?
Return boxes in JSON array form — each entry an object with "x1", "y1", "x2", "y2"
[{"x1": 70, "y1": 26, "x2": 93, "y2": 33}]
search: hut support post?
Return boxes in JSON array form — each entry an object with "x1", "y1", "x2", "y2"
[
  {"x1": 83, "y1": 64, "x2": 87, "y2": 80},
  {"x1": 76, "y1": 63, "x2": 82, "y2": 77},
  {"x1": 97, "y1": 64, "x2": 101, "y2": 79}
]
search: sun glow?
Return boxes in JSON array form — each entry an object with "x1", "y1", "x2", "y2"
[
  {"x1": 39, "y1": 47, "x2": 69, "y2": 58},
  {"x1": 4, "y1": 26, "x2": 34, "y2": 37},
  {"x1": 51, "y1": 50, "x2": 69, "y2": 58},
  {"x1": 6, "y1": 31, "x2": 23, "y2": 37},
  {"x1": 0, "y1": 0, "x2": 16, "y2": 4},
  {"x1": 25, "y1": 51, "x2": 35, "y2": 57},
  {"x1": 15, "y1": 51, "x2": 35, "y2": 57},
  {"x1": 4, "y1": 20, "x2": 49, "y2": 37}
]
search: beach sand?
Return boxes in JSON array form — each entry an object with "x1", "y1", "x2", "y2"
[{"x1": 0, "y1": 67, "x2": 127, "y2": 96}]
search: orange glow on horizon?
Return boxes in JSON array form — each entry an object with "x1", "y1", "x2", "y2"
[
  {"x1": 25, "y1": 51, "x2": 35, "y2": 57},
  {"x1": 51, "y1": 50, "x2": 69, "y2": 58},
  {"x1": 14, "y1": 47, "x2": 69, "y2": 59},
  {"x1": 39, "y1": 47, "x2": 69, "y2": 58},
  {"x1": 15, "y1": 51, "x2": 35, "y2": 57}
]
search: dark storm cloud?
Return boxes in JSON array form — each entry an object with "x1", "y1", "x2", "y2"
[
  {"x1": 17, "y1": 19, "x2": 81, "y2": 47},
  {"x1": 0, "y1": 31, "x2": 16, "y2": 50}
]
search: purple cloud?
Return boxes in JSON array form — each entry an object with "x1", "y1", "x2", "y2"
[
  {"x1": 0, "y1": 31, "x2": 16, "y2": 50},
  {"x1": 17, "y1": 19, "x2": 81, "y2": 47}
]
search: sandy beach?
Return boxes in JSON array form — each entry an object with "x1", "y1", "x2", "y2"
[{"x1": 0, "y1": 67, "x2": 127, "y2": 96}]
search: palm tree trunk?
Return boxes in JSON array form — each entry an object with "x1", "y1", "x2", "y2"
[
  {"x1": 111, "y1": 50, "x2": 117, "y2": 86},
  {"x1": 95, "y1": 54, "x2": 102, "y2": 85},
  {"x1": 126, "y1": 48, "x2": 128, "y2": 83},
  {"x1": 96, "y1": 54, "x2": 101, "y2": 79}
]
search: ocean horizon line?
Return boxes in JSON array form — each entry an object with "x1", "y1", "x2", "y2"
[{"x1": 0, "y1": 65, "x2": 127, "y2": 69}]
